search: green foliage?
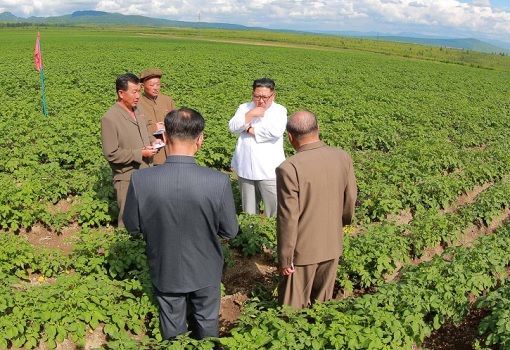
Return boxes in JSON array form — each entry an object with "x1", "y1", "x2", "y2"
[
  {"x1": 340, "y1": 223, "x2": 410, "y2": 290},
  {"x1": 477, "y1": 285, "x2": 510, "y2": 348},
  {"x1": 0, "y1": 229, "x2": 159, "y2": 349},
  {"x1": 2, "y1": 27, "x2": 510, "y2": 230},
  {"x1": 70, "y1": 229, "x2": 150, "y2": 283},
  {"x1": 0, "y1": 273, "x2": 154, "y2": 349},
  {"x1": 222, "y1": 240, "x2": 236, "y2": 269},
  {"x1": 0, "y1": 233, "x2": 70, "y2": 280},
  {"x1": 230, "y1": 213, "x2": 276, "y2": 257},
  {"x1": 407, "y1": 208, "x2": 463, "y2": 258}
]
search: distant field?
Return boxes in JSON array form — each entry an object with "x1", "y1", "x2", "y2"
[
  {"x1": 1, "y1": 26, "x2": 509, "y2": 225},
  {"x1": 2, "y1": 26, "x2": 510, "y2": 349}
]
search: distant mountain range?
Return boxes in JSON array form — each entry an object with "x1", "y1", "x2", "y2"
[
  {"x1": 319, "y1": 30, "x2": 510, "y2": 54},
  {"x1": 2, "y1": 10, "x2": 509, "y2": 54}
]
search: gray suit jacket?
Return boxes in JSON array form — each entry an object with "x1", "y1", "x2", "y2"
[
  {"x1": 276, "y1": 141, "x2": 357, "y2": 268},
  {"x1": 123, "y1": 155, "x2": 239, "y2": 293}
]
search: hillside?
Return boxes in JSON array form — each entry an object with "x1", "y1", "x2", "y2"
[
  {"x1": 1, "y1": 10, "x2": 508, "y2": 54},
  {"x1": 364, "y1": 36, "x2": 509, "y2": 54},
  {"x1": 0, "y1": 10, "x2": 257, "y2": 30}
]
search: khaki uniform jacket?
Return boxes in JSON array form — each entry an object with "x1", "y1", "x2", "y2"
[
  {"x1": 138, "y1": 94, "x2": 176, "y2": 165},
  {"x1": 276, "y1": 141, "x2": 357, "y2": 268},
  {"x1": 101, "y1": 103, "x2": 155, "y2": 181}
]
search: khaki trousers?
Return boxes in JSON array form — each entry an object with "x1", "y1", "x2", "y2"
[
  {"x1": 278, "y1": 258, "x2": 339, "y2": 309},
  {"x1": 113, "y1": 179, "x2": 130, "y2": 228}
]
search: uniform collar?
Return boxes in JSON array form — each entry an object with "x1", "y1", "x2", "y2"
[{"x1": 297, "y1": 140, "x2": 326, "y2": 153}]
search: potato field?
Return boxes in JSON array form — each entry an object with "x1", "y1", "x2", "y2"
[{"x1": 1, "y1": 26, "x2": 510, "y2": 349}]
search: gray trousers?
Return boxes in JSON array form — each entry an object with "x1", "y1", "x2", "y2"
[
  {"x1": 238, "y1": 177, "x2": 277, "y2": 217},
  {"x1": 153, "y1": 284, "x2": 221, "y2": 340}
]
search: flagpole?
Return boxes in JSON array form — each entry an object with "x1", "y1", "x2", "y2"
[
  {"x1": 39, "y1": 68, "x2": 48, "y2": 117},
  {"x1": 34, "y1": 32, "x2": 48, "y2": 117}
]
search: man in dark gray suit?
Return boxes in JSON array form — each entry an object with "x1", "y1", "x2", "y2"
[{"x1": 123, "y1": 107, "x2": 239, "y2": 340}]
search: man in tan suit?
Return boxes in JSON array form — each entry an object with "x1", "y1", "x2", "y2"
[
  {"x1": 138, "y1": 68, "x2": 176, "y2": 165},
  {"x1": 276, "y1": 110, "x2": 357, "y2": 309},
  {"x1": 101, "y1": 73, "x2": 162, "y2": 227}
]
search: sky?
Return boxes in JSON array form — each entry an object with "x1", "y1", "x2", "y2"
[{"x1": 2, "y1": 0, "x2": 510, "y2": 46}]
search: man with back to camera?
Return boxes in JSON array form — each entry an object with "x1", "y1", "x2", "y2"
[
  {"x1": 138, "y1": 68, "x2": 177, "y2": 165},
  {"x1": 228, "y1": 77, "x2": 287, "y2": 217},
  {"x1": 100, "y1": 73, "x2": 162, "y2": 227},
  {"x1": 276, "y1": 110, "x2": 357, "y2": 309},
  {"x1": 122, "y1": 107, "x2": 239, "y2": 340}
]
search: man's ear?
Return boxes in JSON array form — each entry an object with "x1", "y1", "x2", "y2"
[{"x1": 196, "y1": 133, "x2": 204, "y2": 149}]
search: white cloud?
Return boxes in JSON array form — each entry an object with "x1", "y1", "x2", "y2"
[
  {"x1": 0, "y1": 0, "x2": 509, "y2": 43},
  {"x1": 471, "y1": 0, "x2": 491, "y2": 7}
]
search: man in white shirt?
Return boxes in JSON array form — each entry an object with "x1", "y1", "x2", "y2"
[{"x1": 228, "y1": 78, "x2": 287, "y2": 217}]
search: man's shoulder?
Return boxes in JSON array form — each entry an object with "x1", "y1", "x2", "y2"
[
  {"x1": 277, "y1": 156, "x2": 297, "y2": 172},
  {"x1": 238, "y1": 101, "x2": 253, "y2": 110},
  {"x1": 130, "y1": 165, "x2": 164, "y2": 183},
  {"x1": 131, "y1": 165, "x2": 157, "y2": 177},
  {"x1": 284, "y1": 143, "x2": 350, "y2": 164},
  {"x1": 323, "y1": 145, "x2": 352, "y2": 160},
  {"x1": 270, "y1": 102, "x2": 287, "y2": 113},
  {"x1": 102, "y1": 103, "x2": 134, "y2": 125},
  {"x1": 102, "y1": 103, "x2": 120, "y2": 120},
  {"x1": 162, "y1": 159, "x2": 229, "y2": 179},
  {"x1": 158, "y1": 94, "x2": 174, "y2": 103},
  {"x1": 137, "y1": 96, "x2": 149, "y2": 107},
  {"x1": 197, "y1": 165, "x2": 229, "y2": 179}
]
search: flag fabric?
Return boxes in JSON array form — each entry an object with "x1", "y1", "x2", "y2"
[
  {"x1": 34, "y1": 32, "x2": 48, "y2": 116},
  {"x1": 34, "y1": 32, "x2": 42, "y2": 72}
]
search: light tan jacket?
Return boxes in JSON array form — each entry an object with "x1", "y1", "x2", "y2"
[
  {"x1": 101, "y1": 103, "x2": 154, "y2": 181},
  {"x1": 138, "y1": 94, "x2": 176, "y2": 165}
]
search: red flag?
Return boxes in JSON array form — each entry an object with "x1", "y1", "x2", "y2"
[{"x1": 34, "y1": 32, "x2": 42, "y2": 72}]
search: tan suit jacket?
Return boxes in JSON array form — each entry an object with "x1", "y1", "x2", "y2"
[
  {"x1": 276, "y1": 141, "x2": 357, "y2": 268},
  {"x1": 138, "y1": 94, "x2": 176, "y2": 165},
  {"x1": 101, "y1": 103, "x2": 154, "y2": 181}
]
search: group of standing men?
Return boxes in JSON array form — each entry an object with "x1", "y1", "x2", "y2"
[
  {"x1": 101, "y1": 69, "x2": 175, "y2": 227},
  {"x1": 100, "y1": 71, "x2": 357, "y2": 340}
]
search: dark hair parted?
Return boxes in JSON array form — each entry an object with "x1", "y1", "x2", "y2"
[
  {"x1": 116, "y1": 73, "x2": 139, "y2": 92},
  {"x1": 287, "y1": 110, "x2": 319, "y2": 139},
  {"x1": 252, "y1": 77, "x2": 275, "y2": 91},
  {"x1": 164, "y1": 107, "x2": 205, "y2": 141}
]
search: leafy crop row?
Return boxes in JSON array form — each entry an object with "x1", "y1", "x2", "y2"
[
  {"x1": 2, "y1": 176, "x2": 510, "y2": 349},
  {"x1": 218, "y1": 222, "x2": 510, "y2": 349}
]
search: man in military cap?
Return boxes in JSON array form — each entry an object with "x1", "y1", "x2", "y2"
[{"x1": 139, "y1": 68, "x2": 177, "y2": 165}]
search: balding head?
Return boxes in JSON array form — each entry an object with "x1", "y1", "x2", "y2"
[{"x1": 287, "y1": 110, "x2": 319, "y2": 146}]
